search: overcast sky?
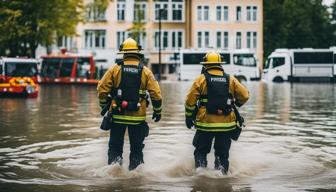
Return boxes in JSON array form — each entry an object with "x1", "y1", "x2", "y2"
[{"x1": 324, "y1": 0, "x2": 334, "y2": 6}]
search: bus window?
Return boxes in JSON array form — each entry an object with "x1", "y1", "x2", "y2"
[
  {"x1": 59, "y1": 58, "x2": 75, "y2": 77},
  {"x1": 183, "y1": 53, "x2": 230, "y2": 65},
  {"x1": 233, "y1": 54, "x2": 256, "y2": 67},
  {"x1": 0, "y1": 65, "x2": 3, "y2": 74},
  {"x1": 76, "y1": 57, "x2": 91, "y2": 78},
  {"x1": 294, "y1": 52, "x2": 333, "y2": 64},
  {"x1": 5, "y1": 62, "x2": 38, "y2": 77},
  {"x1": 42, "y1": 58, "x2": 61, "y2": 78},
  {"x1": 272, "y1": 57, "x2": 285, "y2": 68}
]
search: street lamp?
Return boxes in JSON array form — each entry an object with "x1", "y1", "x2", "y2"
[{"x1": 158, "y1": 8, "x2": 163, "y2": 82}]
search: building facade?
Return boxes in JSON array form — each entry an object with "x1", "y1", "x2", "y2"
[{"x1": 37, "y1": 0, "x2": 263, "y2": 80}]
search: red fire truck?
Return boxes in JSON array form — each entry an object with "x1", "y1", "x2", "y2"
[
  {"x1": 0, "y1": 57, "x2": 39, "y2": 98},
  {"x1": 40, "y1": 52, "x2": 98, "y2": 85}
]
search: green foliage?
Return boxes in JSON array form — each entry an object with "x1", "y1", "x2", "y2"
[
  {"x1": 0, "y1": 0, "x2": 84, "y2": 57},
  {"x1": 264, "y1": 0, "x2": 336, "y2": 62},
  {"x1": 127, "y1": 0, "x2": 146, "y2": 43},
  {"x1": 85, "y1": 0, "x2": 109, "y2": 22}
]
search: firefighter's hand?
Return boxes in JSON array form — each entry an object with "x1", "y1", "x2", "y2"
[
  {"x1": 152, "y1": 112, "x2": 161, "y2": 122},
  {"x1": 185, "y1": 117, "x2": 194, "y2": 129}
]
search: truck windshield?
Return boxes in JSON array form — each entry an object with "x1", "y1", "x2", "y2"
[
  {"x1": 5, "y1": 62, "x2": 38, "y2": 77},
  {"x1": 233, "y1": 54, "x2": 257, "y2": 67},
  {"x1": 272, "y1": 57, "x2": 285, "y2": 68},
  {"x1": 265, "y1": 58, "x2": 271, "y2": 69}
]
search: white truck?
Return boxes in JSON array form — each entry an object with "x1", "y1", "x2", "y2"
[
  {"x1": 179, "y1": 49, "x2": 261, "y2": 81},
  {"x1": 263, "y1": 48, "x2": 336, "y2": 82}
]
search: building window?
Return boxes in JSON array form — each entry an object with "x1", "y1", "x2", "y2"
[
  {"x1": 86, "y1": 5, "x2": 106, "y2": 21},
  {"x1": 197, "y1": 5, "x2": 209, "y2": 21},
  {"x1": 85, "y1": 30, "x2": 106, "y2": 49},
  {"x1": 172, "y1": 2, "x2": 183, "y2": 21},
  {"x1": 253, "y1": 6, "x2": 258, "y2": 21},
  {"x1": 171, "y1": 31, "x2": 183, "y2": 49},
  {"x1": 197, "y1": 31, "x2": 210, "y2": 48},
  {"x1": 247, "y1": 6, "x2": 257, "y2": 21},
  {"x1": 117, "y1": 1, "x2": 126, "y2": 21},
  {"x1": 197, "y1": 6, "x2": 202, "y2": 21},
  {"x1": 134, "y1": 2, "x2": 147, "y2": 22},
  {"x1": 154, "y1": 0, "x2": 184, "y2": 22},
  {"x1": 216, "y1": 6, "x2": 229, "y2": 21},
  {"x1": 204, "y1": 6, "x2": 209, "y2": 21},
  {"x1": 163, "y1": 31, "x2": 168, "y2": 48},
  {"x1": 236, "y1": 32, "x2": 241, "y2": 49},
  {"x1": 247, "y1": 32, "x2": 257, "y2": 49},
  {"x1": 155, "y1": 30, "x2": 184, "y2": 50},
  {"x1": 223, "y1": 6, "x2": 229, "y2": 21},
  {"x1": 117, "y1": 31, "x2": 129, "y2": 48},
  {"x1": 197, "y1": 31, "x2": 202, "y2": 48},
  {"x1": 253, "y1": 32, "x2": 257, "y2": 48},
  {"x1": 236, "y1": 6, "x2": 241, "y2": 21},
  {"x1": 216, "y1": 32, "x2": 221, "y2": 48},
  {"x1": 204, "y1": 31, "x2": 209, "y2": 47},
  {"x1": 128, "y1": 32, "x2": 147, "y2": 49},
  {"x1": 247, "y1": 6, "x2": 251, "y2": 21},
  {"x1": 154, "y1": 31, "x2": 168, "y2": 50},
  {"x1": 216, "y1": 31, "x2": 229, "y2": 49},
  {"x1": 57, "y1": 36, "x2": 75, "y2": 49},
  {"x1": 155, "y1": 3, "x2": 168, "y2": 21},
  {"x1": 216, "y1": 6, "x2": 221, "y2": 21}
]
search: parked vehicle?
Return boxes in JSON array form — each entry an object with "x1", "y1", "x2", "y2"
[
  {"x1": 263, "y1": 48, "x2": 336, "y2": 82},
  {"x1": 179, "y1": 49, "x2": 261, "y2": 81},
  {"x1": 0, "y1": 57, "x2": 39, "y2": 97},
  {"x1": 40, "y1": 52, "x2": 98, "y2": 85}
]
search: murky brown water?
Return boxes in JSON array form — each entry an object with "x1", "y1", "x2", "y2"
[{"x1": 0, "y1": 82, "x2": 335, "y2": 192}]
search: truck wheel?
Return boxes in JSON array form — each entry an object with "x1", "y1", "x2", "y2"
[{"x1": 273, "y1": 76, "x2": 284, "y2": 83}]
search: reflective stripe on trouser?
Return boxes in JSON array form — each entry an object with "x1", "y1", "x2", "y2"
[
  {"x1": 195, "y1": 121, "x2": 237, "y2": 132},
  {"x1": 112, "y1": 115, "x2": 146, "y2": 125}
]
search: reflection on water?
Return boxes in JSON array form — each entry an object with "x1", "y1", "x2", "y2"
[{"x1": 0, "y1": 83, "x2": 335, "y2": 192}]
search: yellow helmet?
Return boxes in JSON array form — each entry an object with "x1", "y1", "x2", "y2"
[
  {"x1": 118, "y1": 38, "x2": 142, "y2": 54},
  {"x1": 200, "y1": 51, "x2": 225, "y2": 64}
]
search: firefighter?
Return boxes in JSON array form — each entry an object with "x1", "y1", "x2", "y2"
[
  {"x1": 185, "y1": 50, "x2": 249, "y2": 174},
  {"x1": 97, "y1": 38, "x2": 162, "y2": 170}
]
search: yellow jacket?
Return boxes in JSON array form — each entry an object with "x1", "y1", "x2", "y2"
[
  {"x1": 185, "y1": 66, "x2": 249, "y2": 132},
  {"x1": 97, "y1": 57, "x2": 162, "y2": 125}
]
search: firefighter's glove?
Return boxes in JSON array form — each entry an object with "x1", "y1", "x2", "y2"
[
  {"x1": 152, "y1": 112, "x2": 161, "y2": 122},
  {"x1": 185, "y1": 117, "x2": 194, "y2": 129}
]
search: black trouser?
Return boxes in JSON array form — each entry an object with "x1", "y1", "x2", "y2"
[
  {"x1": 193, "y1": 130, "x2": 232, "y2": 173},
  {"x1": 108, "y1": 122, "x2": 148, "y2": 170}
]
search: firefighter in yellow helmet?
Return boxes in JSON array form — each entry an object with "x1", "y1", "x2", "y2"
[
  {"x1": 97, "y1": 38, "x2": 162, "y2": 170},
  {"x1": 185, "y1": 50, "x2": 249, "y2": 174}
]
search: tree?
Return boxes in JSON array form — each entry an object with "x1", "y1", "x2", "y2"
[
  {"x1": 264, "y1": 0, "x2": 336, "y2": 62},
  {"x1": 0, "y1": 0, "x2": 84, "y2": 57},
  {"x1": 127, "y1": 0, "x2": 146, "y2": 45}
]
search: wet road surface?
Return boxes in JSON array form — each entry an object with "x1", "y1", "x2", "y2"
[{"x1": 0, "y1": 82, "x2": 335, "y2": 192}]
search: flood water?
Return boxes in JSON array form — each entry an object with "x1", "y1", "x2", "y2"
[{"x1": 0, "y1": 82, "x2": 335, "y2": 192}]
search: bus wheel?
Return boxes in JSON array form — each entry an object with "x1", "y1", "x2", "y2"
[
  {"x1": 273, "y1": 76, "x2": 284, "y2": 83},
  {"x1": 236, "y1": 76, "x2": 247, "y2": 83}
]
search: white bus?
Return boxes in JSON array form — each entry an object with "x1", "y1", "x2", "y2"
[
  {"x1": 179, "y1": 49, "x2": 261, "y2": 81},
  {"x1": 263, "y1": 48, "x2": 336, "y2": 82}
]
